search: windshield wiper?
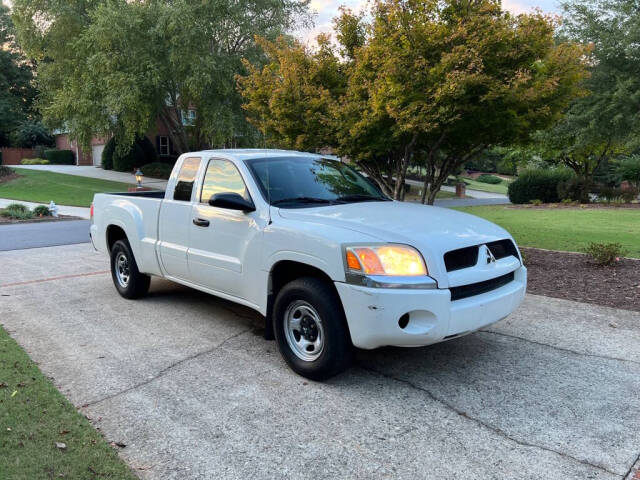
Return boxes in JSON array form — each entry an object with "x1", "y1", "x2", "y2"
[
  {"x1": 271, "y1": 196, "x2": 334, "y2": 206},
  {"x1": 335, "y1": 194, "x2": 390, "y2": 203}
]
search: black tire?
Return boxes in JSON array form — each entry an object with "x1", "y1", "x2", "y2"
[
  {"x1": 273, "y1": 277, "x2": 353, "y2": 380},
  {"x1": 110, "y1": 239, "x2": 150, "y2": 299}
]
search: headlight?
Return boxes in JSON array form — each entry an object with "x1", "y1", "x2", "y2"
[{"x1": 345, "y1": 245, "x2": 428, "y2": 276}]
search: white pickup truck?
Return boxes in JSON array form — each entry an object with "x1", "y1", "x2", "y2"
[{"x1": 91, "y1": 149, "x2": 526, "y2": 379}]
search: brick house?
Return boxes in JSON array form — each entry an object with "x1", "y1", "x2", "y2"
[{"x1": 54, "y1": 110, "x2": 194, "y2": 166}]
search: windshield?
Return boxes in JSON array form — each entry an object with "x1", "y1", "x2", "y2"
[{"x1": 245, "y1": 156, "x2": 389, "y2": 207}]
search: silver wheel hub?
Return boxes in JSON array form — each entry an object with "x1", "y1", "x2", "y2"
[
  {"x1": 115, "y1": 252, "x2": 130, "y2": 288},
  {"x1": 284, "y1": 301, "x2": 324, "y2": 362}
]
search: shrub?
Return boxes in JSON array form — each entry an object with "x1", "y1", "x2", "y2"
[
  {"x1": 618, "y1": 156, "x2": 640, "y2": 188},
  {"x1": 529, "y1": 199, "x2": 543, "y2": 206},
  {"x1": 137, "y1": 135, "x2": 158, "y2": 164},
  {"x1": 21, "y1": 158, "x2": 50, "y2": 165},
  {"x1": 141, "y1": 162, "x2": 173, "y2": 179},
  {"x1": 476, "y1": 174, "x2": 502, "y2": 184},
  {"x1": 44, "y1": 149, "x2": 75, "y2": 165},
  {"x1": 557, "y1": 177, "x2": 591, "y2": 203},
  {"x1": 34, "y1": 145, "x2": 48, "y2": 159},
  {"x1": 598, "y1": 186, "x2": 623, "y2": 203},
  {"x1": 583, "y1": 242, "x2": 625, "y2": 266},
  {"x1": 101, "y1": 137, "x2": 116, "y2": 170},
  {"x1": 0, "y1": 166, "x2": 13, "y2": 177},
  {"x1": 621, "y1": 187, "x2": 639, "y2": 203},
  {"x1": 32, "y1": 205, "x2": 50, "y2": 216},
  {"x1": 507, "y1": 168, "x2": 574, "y2": 204},
  {"x1": 112, "y1": 142, "x2": 145, "y2": 172},
  {"x1": 0, "y1": 203, "x2": 33, "y2": 220}
]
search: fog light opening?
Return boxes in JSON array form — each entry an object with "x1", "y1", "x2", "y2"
[{"x1": 398, "y1": 313, "x2": 410, "y2": 329}]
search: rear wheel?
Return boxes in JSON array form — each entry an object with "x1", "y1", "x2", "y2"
[
  {"x1": 274, "y1": 277, "x2": 353, "y2": 380},
  {"x1": 110, "y1": 239, "x2": 150, "y2": 299}
]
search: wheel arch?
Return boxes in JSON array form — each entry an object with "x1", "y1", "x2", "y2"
[{"x1": 265, "y1": 259, "x2": 347, "y2": 341}]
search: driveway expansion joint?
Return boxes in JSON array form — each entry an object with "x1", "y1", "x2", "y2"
[
  {"x1": 358, "y1": 364, "x2": 623, "y2": 478},
  {"x1": 82, "y1": 328, "x2": 252, "y2": 408},
  {"x1": 624, "y1": 452, "x2": 640, "y2": 480},
  {"x1": 481, "y1": 330, "x2": 640, "y2": 366}
]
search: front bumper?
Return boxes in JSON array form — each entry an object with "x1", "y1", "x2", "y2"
[{"x1": 335, "y1": 266, "x2": 527, "y2": 349}]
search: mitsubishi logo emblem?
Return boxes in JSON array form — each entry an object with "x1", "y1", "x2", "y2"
[{"x1": 485, "y1": 245, "x2": 496, "y2": 264}]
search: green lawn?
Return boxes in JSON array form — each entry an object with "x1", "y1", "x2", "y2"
[
  {"x1": 0, "y1": 168, "x2": 133, "y2": 207},
  {"x1": 0, "y1": 327, "x2": 137, "y2": 479},
  {"x1": 461, "y1": 176, "x2": 511, "y2": 195},
  {"x1": 457, "y1": 205, "x2": 640, "y2": 258}
]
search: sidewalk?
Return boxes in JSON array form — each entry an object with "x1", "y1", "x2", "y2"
[
  {"x1": 0, "y1": 198, "x2": 90, "y2": 219},
  {"x1": 15, "y1": 165, "x2": 168, "y2": 190}
]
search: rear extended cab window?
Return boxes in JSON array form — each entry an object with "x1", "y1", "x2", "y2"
[{"x1": 173, "y1": 157, "x2": 202, "y2": 201}]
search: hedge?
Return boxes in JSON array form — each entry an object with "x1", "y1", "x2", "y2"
[
  {"x1": 102, "y1": 136, "x2": 158, "y2": 172},
  {"x1": 113, "y1": 142, "x2": 146, "y2": 172},
  {"x1": 476, "y1": 174, "x2": 502, "y2": 184},
  {"x1": 141, "y1": 162, "x2": 173, "y2": 179},
  {"x1": 44, "y1": 149, "x2": 75, "y2": 165},
  {"x1": 507, "y1": 168, "x2": 574, "y2": 204}
]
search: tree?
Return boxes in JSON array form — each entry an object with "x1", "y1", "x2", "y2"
[
  {"x1": 0, "y1": 4, "x2": 37, "y2": 147},
  {"x1": 534, "y1": 0, "x2": 640, "y2": 199},
  {"x1": 618, "y1": 156, "x2": 640, "y2": 189},
  {"x1": 12, "y1": 0, "x2": 311, "y2": 154},
  {"x1": 238, "y1": 0, "x2": 589, "y2": 203}
]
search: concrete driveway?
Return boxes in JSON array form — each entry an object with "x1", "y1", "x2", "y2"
[{"x1": 1, "y1": 244, "x2": 639, "y2": 480}]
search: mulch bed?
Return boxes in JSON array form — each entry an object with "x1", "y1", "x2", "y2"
[
  {"x1": 523, "y1": 247, "x2": 640, "y2": 312},
  {"x1": 0, "y1": 214, "x2": 81, "y2": 224}
]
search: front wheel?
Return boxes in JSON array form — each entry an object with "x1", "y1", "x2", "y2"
[
  {"x1": 110, "y1": 239, "x2": 150, "y2": 299},
  {"x1": 273, "y1": 277, "x2": 353, "y2": 380}
]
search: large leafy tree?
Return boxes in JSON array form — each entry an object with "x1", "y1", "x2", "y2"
[
  {"x1": 238, "y1": 0, "x2": 589, "y2": 202},
  {"x1": 534, "y1": 0, "x2": 640, "y2": 198},
  {"x1": 0, "y1": 4, "x2": 38, "y2": 147},
  {"x1": 12, "y1": 0, "x2": 310, "y2": 153}
]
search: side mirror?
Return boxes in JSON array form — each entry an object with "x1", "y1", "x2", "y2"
[{"x1": 209, "y1": 192, "x2": 255, "y2": 212}]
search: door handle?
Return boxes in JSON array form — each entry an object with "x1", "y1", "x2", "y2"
[{"x1": 193, "y1": 218, "x2": 210, "y2": 227}]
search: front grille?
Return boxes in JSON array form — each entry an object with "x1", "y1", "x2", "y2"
[
  {"x1": 444, "y1": 246, "x2": 479, "y2": 272},
  {"x1": 450, "y1": 272, "x2": 515, "y2": 301},
  {"x1": 487, "y1": 239, "x2": 519, "y2": 261}
]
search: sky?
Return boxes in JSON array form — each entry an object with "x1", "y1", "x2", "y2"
[{"x1": 302, "y1": 0, "x2": 560, "y2": 43}]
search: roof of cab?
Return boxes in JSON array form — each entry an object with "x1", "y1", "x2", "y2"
[{"x1": 191, "y1": 149, "x2": 325, "y2": 161}]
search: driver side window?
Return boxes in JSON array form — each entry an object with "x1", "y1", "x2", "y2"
[{"x1": 200, "y1": 159, "x2": 250, "y2": 203}]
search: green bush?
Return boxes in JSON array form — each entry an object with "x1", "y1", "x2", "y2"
[
  {"x1": 32, "y1": 205, "x2": 51, "y2": 216},
  {"x1": 141, "y1": 162, "x2": 173, "y2": 179},
  {"x1": 137, "y1": 135, "x2": 158, "y2": 164},
  {"x1": 583, "y1": 242, "x2": 625, "y2": 266},
  {"x1": 44, "y1": 149, "x2": 75, "y2": 165},
  {"x1": 598, "y1": 185, "x2": 623, "y2": 203},
  {"x1": 0, "y1": 166, "x2": 11, "y2": 177},
  {"x1": 476, "y1": 174, "x2": 502, "y2": 184},
  {"x1": 557, "y1": 177, "x2": 591, "y2": 203},
  {"x1": 112, "y1": 142, "x2": 145, "y2": 172},
  {"x1": 529, "y1": 199, "x2": 543, "y2": 206},
  {"x1": 508, "y1": 168, "x2": 574, "y2": 204},
  {"x1": 0, "y1": 203, "x2": 34, "y2": 220},
  {"x1": 101, "y1": 137, "x2": 116, "y2": 170},
  {"x1": 618, "y1": 156, "x2": 640, "y2": 188},
  {"x1": 21, "y1": 158, "x2": 50, "y2": 165}
]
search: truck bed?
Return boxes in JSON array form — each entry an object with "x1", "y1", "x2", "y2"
[{"x1": 105, "y1": 190, "x2": 165, "y2": 199}]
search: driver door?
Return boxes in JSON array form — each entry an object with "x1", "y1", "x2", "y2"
[{"x1": 187, "y1": 158, "x2": 257, "y2": 298}]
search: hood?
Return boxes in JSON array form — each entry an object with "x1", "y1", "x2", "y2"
[{"x1": 278, "y1": 201, "x2": 515, "y2": 286}]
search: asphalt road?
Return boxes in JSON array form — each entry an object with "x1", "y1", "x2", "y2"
[
  {"x1": 0, "y1": 220, "x2": 90, "y2": 251},
  {"x1": 1, "y1": 244, "x2": 639, "y2": 480}
]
